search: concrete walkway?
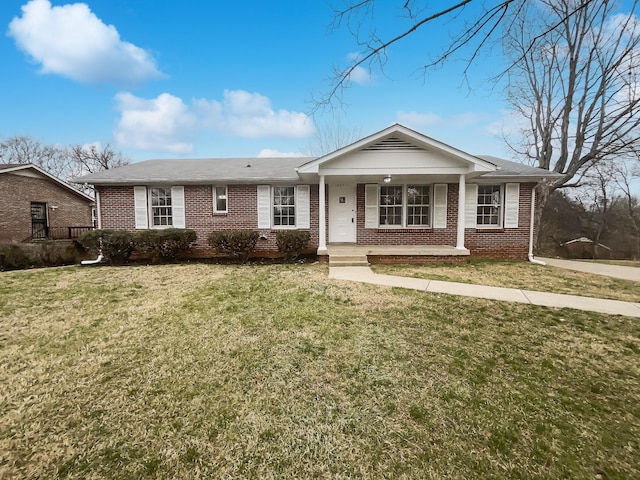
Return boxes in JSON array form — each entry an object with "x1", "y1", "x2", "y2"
[
  {"x1": 328, "y1": 266, "x2": 640, "y2": 318},
  {"x1": 538, "y1": 257, "x2": 640, "y2": 282}
]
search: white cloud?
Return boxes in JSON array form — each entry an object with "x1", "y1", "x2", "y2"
[
  {"x1": 396, "y1": 111, "x2": 443, "y2": 127},
  {"x1": 257, "y1": 149, "x2": 304, "y2": 158},
  {"x1": 346, "y1": 52, "x2": 373, "y2": 85},
  {"x1": 194, "y1": 89, "x2": 315, "y2": 138},
  {"x1": 7, "y1": 0, "x2": 162, "y2": 87},
  {"x1": 114, "y1": 92, "x2": 196, "y2": 153},
  {"x1": 114, "y1": 89, "x2": 315, "y2": 153}
]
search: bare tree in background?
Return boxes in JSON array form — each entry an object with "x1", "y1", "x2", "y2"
[
  {"x1": 67, "y1": 143, "x2": 129, "y2": 176},
  {"x1": 317, "y1": 1, "x2": 516, "y2": 110},
  {"x1": 614, "y1": 160, "x2": 640, "y2": 257},
  {"x1": 306, "y1": 121, "x2": 364, "y2": 156},
  {"x1": 324, "y1": 0, "x2": 640, "y2": 251},
  {"x1": 0, "y1": 136, "x2": 129, "y2": 193},
  {"x1": 504, "y1": 0, "x2": 640, "y2": 200},
  {"x1": 0, "y1": 135, "x2": 71, "y2": 179}
]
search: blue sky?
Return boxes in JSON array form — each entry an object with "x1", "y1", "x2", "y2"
[{"x1": 0, "y1": 0, "x2": 581, "y2": 162}]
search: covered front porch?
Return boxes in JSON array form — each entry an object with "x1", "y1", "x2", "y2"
[
  {"x1": 324, "y1": 243, "x2": 470, "y2": 266},
  {"x1": 296, "y1": 125, "x2": 498, "y2": 258}
]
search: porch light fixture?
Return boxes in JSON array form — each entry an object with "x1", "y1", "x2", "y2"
[{"x1": 383, "y1": 175, "x2": 392, "y2": 184}]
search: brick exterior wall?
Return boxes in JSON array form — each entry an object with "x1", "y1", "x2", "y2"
[
  {"x1": 97, "y1": 182, "x2": 536, "y2": 260},
  {"x1": 355, "y1": 183, "x2": 535, "y2": 260},
  {"x1": 97, "y1": 184, "x2": 320, "y2": 256},
  {"x1": 0, "y1": 172, "x2": 93, "y2": 243}
]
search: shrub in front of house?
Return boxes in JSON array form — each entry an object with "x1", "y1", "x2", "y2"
[
  {"x1": 78, "y1": 229, "x2": 135, "y2": 265},
  {"x1": 276, "y1": 230, "x2": 311, "y2": 262},
  {"x1": 134, "y1": 228, "x2": 197, "y2": 263},
  {"x1": 0, "y1": 241, "x2": 86, "y2": 271},
  {"x1": 0, "y1": 244, "x2": 31, "y2": 271},
  {"x1": 208, "y1": 230, "x2": 259, "y2": 264}
]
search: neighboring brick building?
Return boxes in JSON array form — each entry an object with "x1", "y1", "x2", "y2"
[
  {"x1": 0, "y1": 164, "x2": 94, "y2": 243},
  {"x1": 74, "y1": 124, "x2": 561, "y2": 261}
]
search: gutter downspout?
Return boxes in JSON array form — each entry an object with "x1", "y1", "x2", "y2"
[
  {"x1": 81, "y1": 237, "x2": 104, "y2": 265},
  {"x1": 528, "y1": 186, "x2": 546, "y2": 266}
]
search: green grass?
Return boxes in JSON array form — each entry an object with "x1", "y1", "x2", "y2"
[
  {"x1": 1, "y1": 264, "x2": 639, "y2": 479},
  {"x1": 373, "y1": 259, "x2": 640, "y2": 302}
]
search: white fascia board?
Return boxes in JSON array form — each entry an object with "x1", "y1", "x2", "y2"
[
  {"x1": 319, "y1": 166, "x2": 471, "y2": 176},
  {"x1": 297, "y1": 123, "x2": 498, "y2": 174}
]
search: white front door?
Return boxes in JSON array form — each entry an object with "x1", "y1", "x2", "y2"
[{"x1": 329, "y1": 184, "x2": 357, "y2": 243}]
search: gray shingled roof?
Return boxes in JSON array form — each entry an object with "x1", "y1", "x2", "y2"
[
  {"x1": 72, "y1": 154, "x2": 559, "y2": 185},
  {"x1": 72, "y1": 157, "x2": 313, "y2": 185},
  {"x1": 477, "y1": 155, "x2": 563, "y2": 179}
]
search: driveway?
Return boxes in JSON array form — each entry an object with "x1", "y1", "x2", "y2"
[{"x1": 538, "y1": 257, "x2": 640, "y2": 282}]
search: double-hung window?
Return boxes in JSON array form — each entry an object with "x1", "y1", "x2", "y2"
[
  {"x1": 476, "y1": 185, "x2": 502, "y2": 226},
  {"x1": 150, "y1": 187, "x2": 173, "y2": 226},
  {"x1": 273, "y1": 186, "x2": 296, "y2": 226},
  {"x1": 379, "y1": 185, "x2": 403, "y2": 226},
  {"x1": 407, "y1": 185, "x2": 430, "y2": 226},
  {"x1": 213, "y1": 186, "x2": 227, "y2": 213},
  {"x1": 377, "y1": 185, "x2": 431, "y2": 227}
]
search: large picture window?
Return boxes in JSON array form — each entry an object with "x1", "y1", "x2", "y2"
[
  {"x1": 477, "y1": 185, "x2": 502, "y2": 226},
  {"x1": 150, "y1": 187, "x2": 172, "y2": 226},
  {"x1": 273, "y1": 186, "x2": 296, "y2": 226}
]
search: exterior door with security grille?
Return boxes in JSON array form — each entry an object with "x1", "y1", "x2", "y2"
[{"x1": 31, "y1": 202, "x2": 48, "y2": 240}]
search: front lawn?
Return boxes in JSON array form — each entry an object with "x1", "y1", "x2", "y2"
[
  {"x1": 1, "y1": 264, "x2": 639, "y2": 479},
  {"x1": 373, "y1": 260, "x2": 640, "y2": 302}
]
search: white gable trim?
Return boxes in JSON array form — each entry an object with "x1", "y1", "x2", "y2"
[{"x1": 297, "y1": 124, "x2": 497, "y2": 175}]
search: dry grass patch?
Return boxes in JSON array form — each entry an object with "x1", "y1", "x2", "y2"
[
  {"x1": 1, "y1": 264, "x2": 639, "y2": 479},
  {"x1": 373, "y1": 260, "x2": 640, "y2": 302}
]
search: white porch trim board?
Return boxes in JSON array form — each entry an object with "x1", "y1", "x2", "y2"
[
  {"x1": 456, "y1": 174, "x2": 466, "y2": 249},
  {"x1": 318, "y1": 176, "x2": 327, "y2": 252}
]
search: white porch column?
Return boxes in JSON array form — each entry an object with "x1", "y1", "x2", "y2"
[
  {"x1": 318, "y1": 175, "x2": 327, "y2": 253},
  {"x1": 456, "y1": 174, "x2": 466, "y2": 249}
]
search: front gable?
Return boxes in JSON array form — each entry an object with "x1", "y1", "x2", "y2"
[{"x1": 297, "y1": 124, "x2": 497, "y2": 182}]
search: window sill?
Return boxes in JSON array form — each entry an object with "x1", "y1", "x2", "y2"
[
  {"x1": 472, "y1": 227, "x2": 504, "y2": 233},
  {"x1": 374, "y1": 227, "x2": 432, "y2": 232}
]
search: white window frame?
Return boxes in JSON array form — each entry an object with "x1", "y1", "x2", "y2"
[
  {"x1": 476, "y1": 184, "x2": 503, "y2": 228},
  {"x1": 376, "y1": 184, "x2": 432, "y2": 228},
  {"x1": 406, "y1": 185, "x2": 431, "y2": 227},
  {"x1": 272, "y1": 185, "x2": 296, "y2": 228},
  {"x1": 213, "y1": 185, "x2": 228, "y2": 213},
  {"x1": 379, "y1": 185, "x2": 403, "y2": 226},
  {"x1": 149, "y1": 186, "x2": 173, "y2": 228}
]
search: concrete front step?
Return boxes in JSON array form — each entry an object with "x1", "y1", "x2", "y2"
[{"x1": 329, "y1": 255, "x2": 370, "y2": 267}]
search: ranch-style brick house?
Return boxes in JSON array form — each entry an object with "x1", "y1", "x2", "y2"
[
  {"x1": 1, "y1": 163, "x2": 94, "y2": 243},
  {"x1": 74, "y1": 124, "x2": 561, "y2": 263}
]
